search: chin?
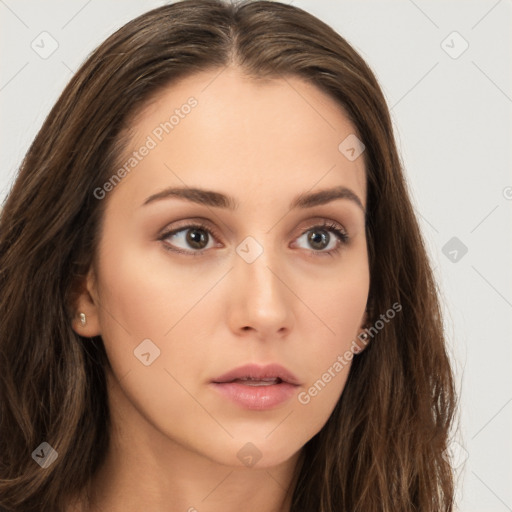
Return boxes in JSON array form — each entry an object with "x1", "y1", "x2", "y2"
[{"x1": 206, "y1": 437, "x2": 302, "y2": 470}]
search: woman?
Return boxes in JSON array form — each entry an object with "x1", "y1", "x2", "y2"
[{"x1": 0, "y1": 1, "x2": 457, "y2": 510}]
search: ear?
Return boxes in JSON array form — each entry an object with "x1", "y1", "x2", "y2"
[{"x1": 71, "y1": 266, "x2": 102, "y2": 338}]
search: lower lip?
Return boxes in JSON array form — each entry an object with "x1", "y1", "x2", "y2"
[{"x1": 210, "y1": 381, "x2": 299, "y2": 410}]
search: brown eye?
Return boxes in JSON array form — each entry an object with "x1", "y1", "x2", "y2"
[
  {"x1": 184, "y1": 227, "x2": 209, "y2": 249},
  {"x1": 160, "y1": 223, "x2": 218, "y2": 255}
]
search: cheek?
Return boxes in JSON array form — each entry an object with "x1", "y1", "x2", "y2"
[
  {"x1": 304, "y1": 253, "x2": 369, "y2": 344},
  {"x1": 95, "y1": 239, "x2": 209, "y2": 338},
  {"x1": 92, "y1": 235, "x2": 227, "y2": 391},
  {"x1": 92, "y1": 242, "x2": 175, "y2": 381},
  {"x1": 296, "y1": 256, "x2": 369, "y2": 411}
]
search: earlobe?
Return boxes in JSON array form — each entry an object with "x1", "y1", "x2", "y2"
[
  {"x1": 354, "y1": 308, "x2": 370, "y2": 354},
  {"x1": 71, "y1": 268, "x2": 101, "y2": 337},
  {"x1": 72, "y1": 309, "x2": 101, "y2": 337},
  {"x1": 354, "y1": 331, "x2": 369, "y2": 353}
]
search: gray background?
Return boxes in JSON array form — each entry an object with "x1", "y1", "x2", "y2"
[{"x1": 1, "y1": 1, "x2": 511, "y2": 510}]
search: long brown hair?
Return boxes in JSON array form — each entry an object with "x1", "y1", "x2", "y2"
[{"x1": 0, "y1": 1, "x2": 457, "y2": 510}]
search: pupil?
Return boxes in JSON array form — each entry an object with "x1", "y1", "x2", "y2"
[
  {"x1": 309, "y1": 230, "x2": 328, "y2": 250},
  {"x1": 187, "y1": 229, "x2": 207, "y2": 249}
]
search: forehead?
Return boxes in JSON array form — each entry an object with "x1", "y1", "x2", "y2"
[{"x1": 113, "y1": 66, "x2": 367, "y2": 210}]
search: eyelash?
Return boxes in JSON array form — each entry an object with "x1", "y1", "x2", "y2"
[{"x1": 159, "y1": 220, "x2": 349, "y2": 258}]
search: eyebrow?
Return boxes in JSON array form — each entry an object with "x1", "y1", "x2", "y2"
[{"x1": 142, "y1": 185, "x2": 365, "y2": 213}]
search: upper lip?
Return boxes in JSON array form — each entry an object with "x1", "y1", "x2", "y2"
[{"x1": 211, "y1": 363, "x2": 301, "y2": 386}]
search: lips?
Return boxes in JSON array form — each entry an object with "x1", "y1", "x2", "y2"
[
  {"x1": 211, "y1": 363, "x2": 301, "y2": 386},
  {"x1": 210, "y1": 363, "x2": 301, "y2": 410}
]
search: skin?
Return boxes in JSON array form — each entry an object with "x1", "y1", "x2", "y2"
[{"x1": 72, "y1": 66, "x2": 370, "y2": 512}]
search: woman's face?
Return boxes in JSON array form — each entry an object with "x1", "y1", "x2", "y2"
[{"x1": 78, "y1": 67, "x2": 369, "y2": 469}]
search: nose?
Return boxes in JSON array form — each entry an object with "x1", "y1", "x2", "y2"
[{"x1": 227, "y1": 240, "x2": 294, "y2": 340}]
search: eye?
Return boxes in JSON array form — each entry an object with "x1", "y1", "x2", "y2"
[
  {"x1": 159, "y1": 222, "x2": 219, "y2": 257},
  {"x1": 294, "y1": 221, "x2": 349, "y2": 257}
]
